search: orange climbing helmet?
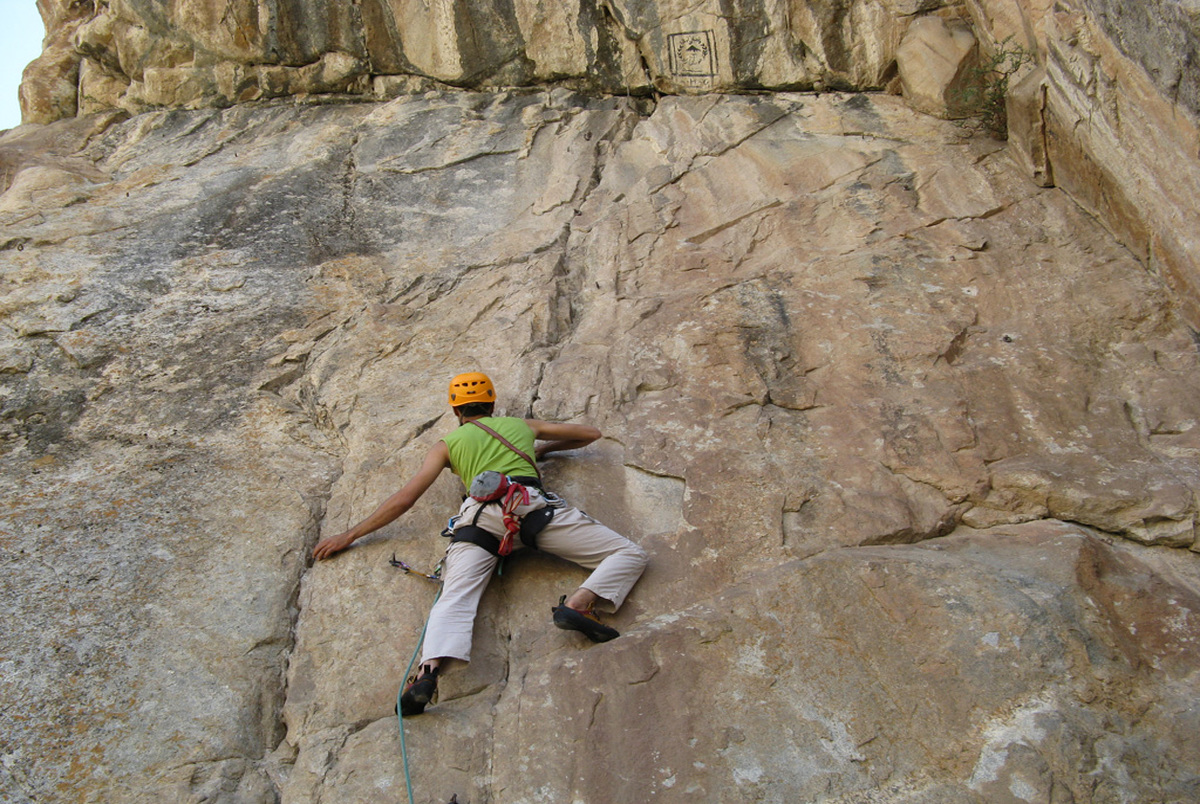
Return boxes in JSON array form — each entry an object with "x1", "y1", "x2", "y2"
[{"x1": 448, "y1": 372, "x2": 496, "y2": 407}]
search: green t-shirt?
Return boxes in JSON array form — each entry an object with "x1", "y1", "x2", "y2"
[{"x1": 442, "y1": 417, "x2": 538, "y2": 489}]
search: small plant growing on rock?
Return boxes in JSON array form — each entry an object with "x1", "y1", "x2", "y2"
[{"x1": 952, "y1": 36, "x2": 1032, "y2": 139}]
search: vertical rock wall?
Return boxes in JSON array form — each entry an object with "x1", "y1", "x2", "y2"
[
  {"x1": 16, "y1": 1, "x2": 1200, "y2": 333},
  {"x1": 1042, "y1": 1, "x2": 1200, "y2": 329},
  {"x1": 963, "y1": 0, "x2": 1200, "y2": 327},
  {"x1": 20, "y1": 0, "x2": 952, "y2": 122},
  {"x1": 3, "y1": 87, "x2": 1200, "y2": 803},
  {"x1": 3, "y1": 1, "x2": 1200, "y2": 802}
]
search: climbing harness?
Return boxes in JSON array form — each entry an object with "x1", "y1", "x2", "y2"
[
  {"x1": 468, "y1": 470, "x2": 532, "y2": 556},
  {"x1": 446, "y1": 473, "x2": 560, "y2": 565}
]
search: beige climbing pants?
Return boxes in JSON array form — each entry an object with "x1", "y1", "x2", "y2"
[{"x1": 419, "y1": 497, "x2": 648, "y2": 664}]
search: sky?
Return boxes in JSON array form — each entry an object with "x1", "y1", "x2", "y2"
[{"x1": 0, "y1": 0, "x2": 48, "y2": 131}]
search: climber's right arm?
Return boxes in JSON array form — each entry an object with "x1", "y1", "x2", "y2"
[
  {"x1": 528, "y1": 419, "x2": 602, "y2": 458},
  {"x1": 312, "y1": 441, "x2": 451, "y2": 560}
]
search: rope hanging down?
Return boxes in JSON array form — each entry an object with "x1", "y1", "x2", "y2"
[{"x1": 390, "y1": 553, "x2": 443, "y2": 804}]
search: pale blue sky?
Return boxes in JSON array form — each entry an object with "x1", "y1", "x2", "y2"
[{"x1": 1, "y1": 0, "x2": 48, "y2": 131}]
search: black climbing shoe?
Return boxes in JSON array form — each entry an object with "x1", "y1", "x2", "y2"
[
  {"x1": 399, "y1": 665, "x2": 439, "y2": 716},
  {"x1": 552, "y1": 595, "x2": 620, "y2": 643}
]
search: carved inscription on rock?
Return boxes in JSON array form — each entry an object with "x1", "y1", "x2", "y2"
[{"x1": 668, "y1": 30, "x2": 717, "y2": 88}]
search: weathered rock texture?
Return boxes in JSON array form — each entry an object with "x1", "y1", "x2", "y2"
[
  {"x1": 23, "y1": 0, "x2": 942, "y2": 120},
  {"x1": 963, "y1": 0, "x2": 1200, "y2": 326},
  {"x1": 896, "y1": 15, "x2": 979, "y2": 119},
  {"x1": 4, "y1": 85, "x2": 1200, "y2": 803},
  {"x1": 3, "y1": 2, "x2": 1200, "y2": 804},
  {"x1": 16, "y1": 1, "x2": 1200, "y2": 343}
]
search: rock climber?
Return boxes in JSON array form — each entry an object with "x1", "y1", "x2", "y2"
[{"x1": 312, "y1": 371, "x2": 649, "y2": 715}]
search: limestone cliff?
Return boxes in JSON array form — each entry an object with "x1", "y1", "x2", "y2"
[{"x1": 3, "y1": 3, "x2": 1200, "y2": 804}]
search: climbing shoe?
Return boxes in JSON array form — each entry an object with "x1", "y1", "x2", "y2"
[
  {"x1": 552, "y1": 595, "x2": 620, "y2": 643},
  {"x1": 399, "y1": 665, "x2": 439, "y2": 716}
]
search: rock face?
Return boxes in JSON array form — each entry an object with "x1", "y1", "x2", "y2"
[
  {"x1": 23, "y1": 0, "x2": 947, "y2": 120},
  {"x1": 896, "y1": 15, "x2": 978, "y2": 118},
  {"x1": 17, "y1": 0, "x2": 1200, "y2": 336},
  {"x1": 3, "y1": 2, "x2": 1200, "y2": 804},
  {"x1": 1042, "y1": 0, "x2": 1200, "y2": 330},
  {"x1": 3, "y1": 86, "x2": 1200, "y2": 803},
  {"x1": 965, "y1": 0, "x2": 1200, "y2": 327}
]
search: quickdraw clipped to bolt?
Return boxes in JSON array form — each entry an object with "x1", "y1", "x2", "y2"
[{"x1": 389, "y1": 553, "x2": 443, "y2": 583}]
